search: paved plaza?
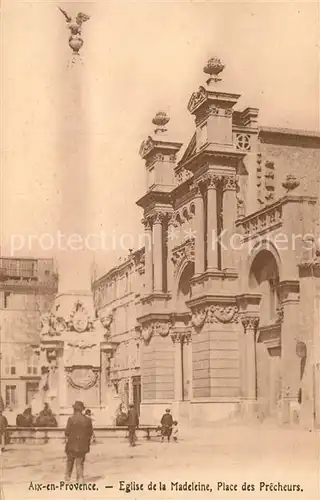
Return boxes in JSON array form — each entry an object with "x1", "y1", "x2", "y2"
[{"x1": 1, "y1": 422, "x2": 319, "y2": 500}]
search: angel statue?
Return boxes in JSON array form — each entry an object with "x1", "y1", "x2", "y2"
[{"x1": 58, "y1": 7, "x2": 90, "y2": 57}]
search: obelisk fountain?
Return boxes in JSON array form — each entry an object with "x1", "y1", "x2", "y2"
[{"x1": 34, "y1": 6, "x2": 120, "y2": 425}]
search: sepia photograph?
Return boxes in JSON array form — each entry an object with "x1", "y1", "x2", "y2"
[{"x1": 0, "y1": 0, "x2": 319, "y2": 499}]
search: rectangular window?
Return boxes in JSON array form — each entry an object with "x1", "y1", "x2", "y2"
[
  {"x1": 4, "y1": 356, "x2": 16, "y2": 376},
  {"x1": 5, "y1": 385, "x2": 16, "y2": 407},
  {"x1": 26, "y1": 382, "x2": 39, "y2": 405},
  {"x1": 27, "y1": 353, "x2": 39, "y2": 375}
]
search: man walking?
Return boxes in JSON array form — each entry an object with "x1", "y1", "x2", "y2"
[
  {"x1": 160, "y1": 408, "x2": 173, "y2": 443},
  {"x1": 127, "y1": 403, "x2": 139, "y2": 447},
  {"x1": 64, "y1": 401, "x2": 93, "y2": 483}
]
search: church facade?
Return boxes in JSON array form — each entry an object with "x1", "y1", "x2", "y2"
[{"x1": 93, "y1": 58, "x2": 320, "y2": 428}]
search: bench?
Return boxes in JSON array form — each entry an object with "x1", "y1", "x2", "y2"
[{"x1": 5, "y1": 425, "x2": 160, "y2": 444}]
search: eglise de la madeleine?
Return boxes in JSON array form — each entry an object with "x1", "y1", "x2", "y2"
[{"x1": 93, "y1": 57, "x2": 320, "y2": 429}]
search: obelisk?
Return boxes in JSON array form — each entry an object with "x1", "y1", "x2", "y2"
[{"x1": 57, "y1": 6, "x2": 92, "y2": 296}]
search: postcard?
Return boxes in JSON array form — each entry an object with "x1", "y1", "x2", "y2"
[{"x1": 0, "y1": 1, "x2": 319, "y2": 499}]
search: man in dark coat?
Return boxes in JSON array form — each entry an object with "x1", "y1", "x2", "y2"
[
  {"x1": 127, "y1": 404, "x2": 139, "y2": 447},
  {"x1": 36, "y1": 403, "x2": 58, "y2": 427},
  {"x1": 0, "y1": 410, "x2": 8, "y2": 452},
  {"x1": 160, "y1": 408, "x2": 173, "y2": 442},
  {"x1": 16, "y1": 407, "x2": 35, "y2": 427},
  {"x1": 64, "y1": 401, "x2": 93, "y2": 483}
]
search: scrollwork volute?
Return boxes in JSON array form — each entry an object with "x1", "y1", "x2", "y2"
[{"x1": 187, "y1": 86, "x2": 208, "y2": 113}]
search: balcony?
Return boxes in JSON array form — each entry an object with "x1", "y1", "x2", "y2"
[
  {"x1": 236, "y1": 199, "x2": 283, "y2": 241},
  {"x1": 0, "y1": 258, "x2": 38, "y2": 280}
]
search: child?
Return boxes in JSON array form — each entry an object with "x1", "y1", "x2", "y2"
[
  {"x1": 172, "y1": 420, "x2": 179, "y2": 442},
  {"x1": 84, "y1": 409, "x2": 96, "y2": 444}
]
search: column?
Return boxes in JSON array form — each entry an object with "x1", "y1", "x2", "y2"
[
  {"x1": 222, "y1": 175, "x2": 237, "y2": 271},
  {"x1": 206, "y1": 175, "x2": 218, "y2": 270},
  {"x1": 185, "y1": 332, "x2": 193, "y2": 400},
  {"x1": 166, "y1": 214, "x2": 175, "y2": 293},
  {"x1": 241, "y1": 316, "x2": 259, "y2": 407},
  {"x1": 152, "y1": 213, "x2": 163, "y2": 292},
  {"x1": 128, "y1": 376, "x2": 134, "y2": 405},
  {"x1": 99, "y1": 351, "x2": 109, "y2": 406},
  {"x1": 142, "y1": 217, "x2": 153, "y2": 294},
  {"x1": 193, "y1": 183, "x2": 205, "y2": 275},
  {"x1": 58, "y1": 349, "x2": 67, "y2": 408},
  {"x1": 172, "y1": 332, "x2": 182, "y2": 401}
]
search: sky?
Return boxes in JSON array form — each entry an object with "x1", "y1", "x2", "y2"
[{"x1": 1, "y1": 0, "x2": 319, "y2": 280}]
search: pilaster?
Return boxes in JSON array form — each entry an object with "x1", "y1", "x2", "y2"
[
  {"x1": 278, "y1": 280, "x2": 300, "y2": 424},
  {"x1": 222, "y1": 175, "x2": 237, "y2": 271},
  {"x1": 142, "y1": 217, "x2": 153, "y2": 295}
]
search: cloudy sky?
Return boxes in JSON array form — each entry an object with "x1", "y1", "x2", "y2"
[{"x1": 1, "y1": 0, "x2": 319, "y2": 280}]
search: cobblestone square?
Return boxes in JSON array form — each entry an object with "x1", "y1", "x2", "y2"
[{"x1": 1, "y1": 423, "x2": 319, "y2": 500}]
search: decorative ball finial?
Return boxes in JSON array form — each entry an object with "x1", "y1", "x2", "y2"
[
  {"x1": 152, "y1": 111, "x2": 170, "y2": 134},
  {"x1": 203, "y1": 57, "x2": 225, "y2": 85}
]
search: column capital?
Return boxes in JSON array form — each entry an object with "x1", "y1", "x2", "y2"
[
  {"x1": 203, "y1": 172, "x2": 223, "y2": 190},
  {"x1": 222, "y1": 174, "x2": 237, "y2": 191},
  {"x1": 241, "y1": 315, "x2": 259, "y2": 334},
  {"x1": 141, "y1": 216, "x2": 152, "y2": 230},
  {"x1": 151, "y1": 211, "x2": 168, "y2": 225}
]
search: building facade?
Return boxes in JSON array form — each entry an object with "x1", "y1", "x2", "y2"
[
  {"x1": 94, "y1": 58, "x2": 320, "y2": 428},
  {"x1": 0, "y1": 257, "x2": 58, "y2": 415}
]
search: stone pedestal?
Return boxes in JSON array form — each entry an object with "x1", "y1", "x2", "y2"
[{"x1": 38, "y1": 293, "x2": 118, "y2": 424}]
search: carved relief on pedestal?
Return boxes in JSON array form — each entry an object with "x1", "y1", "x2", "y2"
[
  {"x1": 40, "y1": 300, "x2": 95, "y2": 338},
  {"x1": 65, "y1": 366, "x2": 99, "y2": 390}
]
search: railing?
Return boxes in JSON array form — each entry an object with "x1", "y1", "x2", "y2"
[
  {"x1": 236, "y1": 200, "x2": 283, "y2": 240},
  {"x1": 5, "y1": 425, "x2": 159, "y2": 444},
  {"x1": 0, "y1": 258, "x2": 38, "y2": 280}
]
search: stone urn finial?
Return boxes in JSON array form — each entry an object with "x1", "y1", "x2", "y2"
[
  {"x1": 282, "y1": 174, "x2": 300, "y2": 193},
  {"x1": 152, "y1": 111, "x2": 170, "y2": 134},
  {"x1": 203, "y1": 57, "x2": 225, "y2": 85}
]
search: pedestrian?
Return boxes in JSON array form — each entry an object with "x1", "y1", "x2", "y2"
[
  {"x1": 0, "y1": 410, "x2": 8, "y2": 452},
  {"x1": 16, "y1": 407, "x2": 35, "y2": 427},
  {"x1": 64, "y1": 401, "x2": 93, "y2": 483},
  {"x1": 127, "y1": 403, "x2": 139, "y2": 447},
  {"x1": 84, "y1": 409, "x2": 96, "y2": 444},
  {"x1": 36, "y1": 403, "x2": 58, "y2": 427},
  {"x1": 172, "y1": 420, "x2": 179, "y2": 442},
  {"x1": 160, "y1": 408, "x2": 173, "y2": 443}
]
